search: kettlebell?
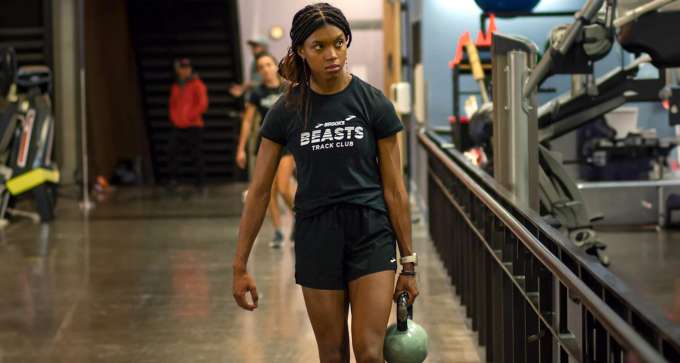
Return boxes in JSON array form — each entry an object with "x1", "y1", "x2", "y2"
[{"x1": 384, "y1": 292, "x2": 429, "y2": 363}]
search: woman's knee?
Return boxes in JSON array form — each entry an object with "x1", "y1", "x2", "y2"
[
  {"x1": 316, "y1": 332, "x2": 349, "y2": 363},
  {"x1": 354, "y1": 345, "x2": 385, "y2": 363},
  {"x1": 353, "y1": 329, "x2": 385, "y2": 363},
  {"x1": 317, "y1": 343, "x2": 349, "y2": 363}
]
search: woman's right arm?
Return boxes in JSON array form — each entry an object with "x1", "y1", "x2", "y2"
[
  {"x1": 236, "y1": 104, "x2": 257, "y2": 169},
  {"x1": 232, "y1": 138, "x2": 282, "y2": 311}
]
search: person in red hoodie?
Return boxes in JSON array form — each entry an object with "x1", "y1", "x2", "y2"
[{"x1": 168, "y1": 58, "x2": 208, "y2": 189}]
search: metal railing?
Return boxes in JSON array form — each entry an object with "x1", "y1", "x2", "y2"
[{"x1": 419, "y1": 130, "x2": 679, "y2": 362}]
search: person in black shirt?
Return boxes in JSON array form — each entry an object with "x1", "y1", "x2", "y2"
[
  {"x1": 228, "y1": 36, "x2": 268, "y2": 98},
  {"x1": 236, "y1": 53, "x2": 295, "y2": 248},
  {"x1": 232, "y1": 4, "x2": 418, "y2": 362}
]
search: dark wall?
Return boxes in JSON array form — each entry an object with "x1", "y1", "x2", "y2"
[
  {"x1": 0, "y1": 0, "x2": 52, "y2": 73},
  {"x1": 85, "y1": 0, "x2": 147, "y2": 182},
  {"x1": 0, "y1": 0, "x2": 44, "y2": 28},
  {"x1": 127, "y1": 0, "x2": 245, "y2": 183}
]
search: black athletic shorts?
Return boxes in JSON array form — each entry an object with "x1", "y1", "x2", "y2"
[{"x1": 294, "y1": 203, "x2": 397, "y2": 290}]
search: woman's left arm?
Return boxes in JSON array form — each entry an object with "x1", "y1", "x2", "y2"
[{"x1": 378, "y1": 134, "x2": 419, "y2": 304}]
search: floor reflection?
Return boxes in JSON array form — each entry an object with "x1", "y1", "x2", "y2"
[
  {"x1": 172, "y1": 250, "x2": 211, "y2": 319},
  {"x1": 599, "y1": 227, "x2": 680, "y2": 316},
  {"x1": 0, "y1": 185, "x2": 480, "y2": 362},
  {"x1": 670, "y1": 278, "x2": 680, "y2": 323},
  {"x1": 0, "y1": 225, "x2": 58, "y2": 341}
]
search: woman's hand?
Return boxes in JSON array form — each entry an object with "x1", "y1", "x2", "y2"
[
  {"x1": 232, "y1": 267, "x2": 259, "y2": 311},
  {"x1": 236, "y1": 149, "x2": 247, "y2": 170},
  {"x1": 393, "y1": 273, "x2": 419, "y2": 306},
  {"x1": 229, "y1": 84, "x2": 244, "y2": 98}
]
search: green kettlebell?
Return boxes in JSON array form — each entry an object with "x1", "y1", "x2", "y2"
[{"x1": 384, "y1": 292, "x2": 429, "y2": 363}]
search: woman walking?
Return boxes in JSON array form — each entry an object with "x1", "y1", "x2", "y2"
[{"x1": 232, "y1": 4, "x2": 418, "y2": 362}]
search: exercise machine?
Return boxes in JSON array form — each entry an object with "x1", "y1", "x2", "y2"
[
  {"x1": 465, "y1": 0, "x2": 680, "y2": 265},
  {"x1": 0, "y1": 48, "x2": 60, "y2": 226}
]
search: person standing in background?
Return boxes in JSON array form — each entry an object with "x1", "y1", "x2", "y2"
[
  {"x1": 229, "y1": 36, "x2": 269, "y2": 98},
  {"x1": 236, "y1": 53, "x2": 295, "y2": 248},
  {"x1": 168, "y1": 58, "x2": 209, "y2": 190}
]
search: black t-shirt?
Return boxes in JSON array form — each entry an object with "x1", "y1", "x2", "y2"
[
  {"x1": 248, "y1": 83, "x2": 284, "y2": 152},
  {"x1": 260, "y1": 76, "x2": 403, "y2": 217},
  {"x1": 248, "y1": 83, "x2": 284, "y2": 121}
]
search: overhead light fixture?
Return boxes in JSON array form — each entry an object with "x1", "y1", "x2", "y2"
[{"x1": 269, "y1": 25, "x2": 284, "y2": 40}]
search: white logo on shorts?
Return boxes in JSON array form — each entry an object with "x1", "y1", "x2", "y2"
[{"x1": 390, "y1": 258, "x2": 397, "y2": 263}]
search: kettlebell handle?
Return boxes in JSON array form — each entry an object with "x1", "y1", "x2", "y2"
[{"x1": 397, "y1": 292, "x2": 414, "y2": 332}]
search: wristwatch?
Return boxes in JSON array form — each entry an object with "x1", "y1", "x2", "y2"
[{"x1": 400, "y1": 253, "x2": 418, "y2": 266}]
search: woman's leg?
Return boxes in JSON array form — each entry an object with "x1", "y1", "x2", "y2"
[
  {"x1": 276, "y1": 155, "x2": 296, "y2": 211},
  {"x1": 302, "y1": 288, "x2": 350, "y2": 363},
  {"x1": 348, "y1": 271, "x2": 395, "y2": 363}
]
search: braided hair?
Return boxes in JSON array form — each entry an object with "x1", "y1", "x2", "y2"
[{"x1": 278, "y1": 3, "x2": 352, "y2": 127}]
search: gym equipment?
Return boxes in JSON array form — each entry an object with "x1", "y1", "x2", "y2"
[
  {"x1": 465, "y1": 41, "x2": 490, "y2": 104},
  {"x1": 0, "y1": 48, "x2": 59, "y2": 225},
  {"x1": 450, "y1": 28, "x2": 494, "y2": 154},
  {"x1": 455, "y1": 0, "x2": 680, "y2": 264},
  {"x1": 480, "y1": 0, "x2": 609, "y2": 264},
  {"x1": 618, "y1": 5, "x2": 680, "y2": 70},
  {"x1": 468, "y1": 102, "x2": 494, "y2": 154},
  {"x1": 581, "y1": 132, "x2": 676, "y2": 180},
  {"x1": 474, "y1": 0, "x2": 541, "y2": 13},
  {"x1": 384, "y1": 292, "x2": 428, "y2": 363},
  {"x1": 0, "y1": 47, "x2": 16, "y2": 99},
  {"x1": 532, "y1": 0, "x2": 680, "y2": 235}
]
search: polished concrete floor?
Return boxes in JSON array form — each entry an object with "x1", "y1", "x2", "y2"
[
  {"x1": 0, "y1": 185, "x2": 481, "y2": 363},
  {"x1": 599, "y1": 227, "x2": 680, "y2": 322}
]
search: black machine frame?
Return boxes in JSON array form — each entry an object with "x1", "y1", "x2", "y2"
[{"x1": 538, "y1": 57, "x2": 673, "y2": 142}]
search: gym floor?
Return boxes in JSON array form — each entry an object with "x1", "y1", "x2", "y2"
[
  {"x1": 599, "y1": 227, "x2": 680, "y2": 320},
  {"x1": 0, "y1": 185, "x2": 481, "y2": 363}
]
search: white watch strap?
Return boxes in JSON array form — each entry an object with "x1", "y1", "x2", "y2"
[{"x1": 400, "y1": 253, "x2": 417, "y2": 265}]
